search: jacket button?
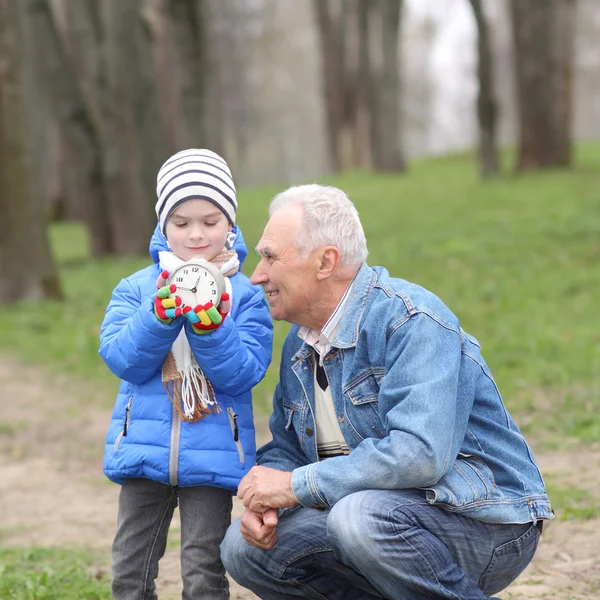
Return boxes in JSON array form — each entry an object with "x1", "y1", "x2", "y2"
[
  {"x1": 339, "y1": 415, "x2": 345, "y2": 423},
  {"x1": 305, "y1": 427, "x2": 313, "y2": 436}
]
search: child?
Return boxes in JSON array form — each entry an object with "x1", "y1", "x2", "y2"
[{"x1": 100, "y1": 148, "x2": 273, "y2": 599}]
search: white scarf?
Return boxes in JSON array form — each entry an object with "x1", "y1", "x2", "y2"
[{"x1": 158, "y1": 249, "x2": 238, "y2": 420}]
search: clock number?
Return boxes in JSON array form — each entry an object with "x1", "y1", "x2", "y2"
[
  {"x1": 176, "y1": 277, "x2": 183, "y2": 282},
  {"x1": 209, "y1": 281, "x2": 215, "y2": 286},
  {"x1": 183, "y1": 269, "x2": 188, "y2": 275},
  {"x1": 212, "y1": 290, "x2": 217, "y2": 295},
  {"x1": 192, "y1": 267, "x2": 199, "y2": 272}
]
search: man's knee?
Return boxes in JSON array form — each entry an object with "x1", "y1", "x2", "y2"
[
  {"x1": 327, "y1": 490, "x2": 417, "y2": 563},
  {"x1": 327, "y1": 491, "x2": 381, "y2": 560}
]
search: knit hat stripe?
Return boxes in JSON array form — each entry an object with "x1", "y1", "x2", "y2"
[
  {"x1": 158, "y1": 181, "x2": 236, "y2": 222},
  {"x1": 158, "y1": 168, "x2": 236, "y2": 201},
  {"x1": 161, "y1": 148, "x2": 229, "y2": 172},
  {"x1": 155, "y1": 148, "x2": 237, "y2": 233},
  {"x1": 157, "y1": 157, "x2": 235, "y2": 191}
]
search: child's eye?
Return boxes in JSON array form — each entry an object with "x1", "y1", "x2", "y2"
[
  {"x1": 175, "y1": 222, "x2": 187, "y2": 228},
  {"x1": 205, "y1": 222, "x2": 217, "y2": 227}
]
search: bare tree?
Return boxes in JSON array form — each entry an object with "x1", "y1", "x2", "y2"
[
  {"x1": 313, "y1": 0, "x2": 347, "y2": 172},
  {"x1": 0, "y1": 0, "x2": 61, "y2": 302},
  {"x1": 509, "y1": 0, "x2": 576, "y2": 170},
  {"x1": 101, "y1": 0, "x2": 164, "y2": 255},
  {"x1": 314, "y1": 0, "x2": 405, "y2": 173},
  {"x1": 368, "y1": 0, "x2": 405, "y2": 172},
  {"x1": 163, "y1": 0, "x2": 220, "y2": 151},
  {"x1": 469, "y1": 0, "x2": 500, "y2": 177},
  {"x1": 19, "y1": 0, "x2": 113, "y2": 257}
]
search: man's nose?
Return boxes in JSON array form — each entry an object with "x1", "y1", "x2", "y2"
[{"x1": 250, "y1": 261, "x2": 266, "y2": 285}]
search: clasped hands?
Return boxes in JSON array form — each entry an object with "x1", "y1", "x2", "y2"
[
  {"x1": 154, "y1": 270, "x2": 230, "y2": 333},
  {"x1": 236, "y1": 466, "x2": 298, "y2": 550}
]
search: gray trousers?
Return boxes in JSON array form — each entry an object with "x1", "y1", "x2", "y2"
[{"x1": 111, "y1": 478, "x2": 232, "y2": 600}]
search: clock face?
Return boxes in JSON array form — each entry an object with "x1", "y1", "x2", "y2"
[{"x1": 169, "y1": 261, "x2": 225, "y2": 309}]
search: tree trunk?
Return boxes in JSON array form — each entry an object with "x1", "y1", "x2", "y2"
[
  {"x1": 102, "y1": 0, "x2": 159, "y2": 255},
  {"x1": 353, "y1": 0, "x2": 373, "y2": 168},
  {"x1": 165, "y1": 0, "x2": 211, "y2": 150},
  {"x1": 313, "y1": 0, "x2": 346, "y2": 172},
  {"x1": 469, "y1": 0, "x2": 500, "y2": 178},
  {"x1": 510, "y1": 0, "x2": 575, "y2": 170},
  {"x1": 19, "y1": 0, "x2": 113, "y2": 257},
  {"x1": 370, "y1": 0, "x2": 405, "y2": 172},
  {"x1": 130, "y1": 3, "x2": 170, "y2": 210},
  {"x1": 0, "y1": 0, "x2": 62, "y2": 302}
]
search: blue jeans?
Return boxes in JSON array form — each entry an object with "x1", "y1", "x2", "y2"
[
  {"x1": 112, "y1": 478, "x2": 232, "y2": 600},
  {"x1": 221, "y1": 489, "x2": 541, "y2": 599}
]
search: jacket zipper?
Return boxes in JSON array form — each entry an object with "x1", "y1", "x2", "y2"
[
  {"x1": 113, "y1": 396, "x2": 133, "y2": 452},
  {"x1": 227, "y1": 407, "x2": 245, "y2": 463},
  {"x1": 169, "y1": 404, "x2": 181, "y2": 485}
]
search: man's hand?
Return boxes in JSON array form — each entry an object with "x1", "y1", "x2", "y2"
[
  {"x1": 240, "y1": 507, "x2": 279, "y2": 550},
  {"x1": 237, "y1": 466, "x2": 298, "y2": 512}
]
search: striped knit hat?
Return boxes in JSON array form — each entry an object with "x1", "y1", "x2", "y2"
[{"x1": 155, "y1": 149, "x2": 237, "y2": 234}]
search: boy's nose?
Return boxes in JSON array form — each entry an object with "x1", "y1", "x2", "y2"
[{"x1": 189, "y1": 225, "x2": 204, "y2": 239}]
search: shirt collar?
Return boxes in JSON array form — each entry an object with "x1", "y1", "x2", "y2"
[{"x1": 298, "y1": 276, "x2": 356, "y2": 358}]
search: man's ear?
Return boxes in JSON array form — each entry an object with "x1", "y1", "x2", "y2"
[{"x1": 316, "y1": 246, "x2": 341, "y2": 280}]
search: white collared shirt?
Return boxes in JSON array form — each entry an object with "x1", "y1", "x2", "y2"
[
  {"x1": 297, "y1": 279, "x2": 355, "y2": 459},
  {"x1": 298, "y1": 279, "x2": 355, "y2": 365}
]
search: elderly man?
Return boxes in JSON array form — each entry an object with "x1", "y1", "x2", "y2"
[{"x1": 221, "y1": 184, "x2": 552, "y2": 600}]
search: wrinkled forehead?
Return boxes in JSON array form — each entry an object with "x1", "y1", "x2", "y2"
[{"x1": 258, "y1": 207, "x2": 300, "y2": 251}]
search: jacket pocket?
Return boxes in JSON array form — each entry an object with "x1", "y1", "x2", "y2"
[
  {"x1": 227, "y1": 407, "x2": 245, "y2": 464},
  {"x1": 282, "y1": 401, "x2": 298, "y2": 432},
  {"x1": 422, "y1": 455, "x2": 502, "y2": 508},
  {"x1": 113, "y1": 396, "x2": 133, "y2": 453},
  {"x1": 343, "y1": 370, "x2": 386, "y2": 439}
]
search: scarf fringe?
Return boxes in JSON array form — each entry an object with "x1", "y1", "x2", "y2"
[{"x1": 164, "y1": 374, "x2": 220, "y2": 423}]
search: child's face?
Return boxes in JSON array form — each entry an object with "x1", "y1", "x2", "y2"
[{"x1": 165, "y1": 199, "x2": 232, "y2": 262}]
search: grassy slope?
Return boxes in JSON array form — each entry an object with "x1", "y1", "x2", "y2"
[{"x1": 1, "y1": 144, "x2": 598, "y2": 442}]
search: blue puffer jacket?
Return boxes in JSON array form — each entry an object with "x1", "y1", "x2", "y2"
[{"x1": 101, "y1": 225, "x2": 273, "y2": 490}]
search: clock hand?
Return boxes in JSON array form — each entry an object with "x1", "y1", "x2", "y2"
[{"x1": 189, "y1": 275, "x2": 202, "y2": 293}]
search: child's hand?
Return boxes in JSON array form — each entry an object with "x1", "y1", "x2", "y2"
[
  {"x1": 184, "y1": 293, "x2": 231, "y2": 334},
  {"x1": 154, "y1": 270, "x2": 183, "y2": 323}
]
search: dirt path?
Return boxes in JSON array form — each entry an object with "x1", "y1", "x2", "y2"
[{"x1": 0, "y1": 359, "x2": 598, "y2": 599}]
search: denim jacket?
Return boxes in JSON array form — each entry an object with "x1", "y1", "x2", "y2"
[{"x1": 258, "y1": 264, "x2": 553, "y2": 524}]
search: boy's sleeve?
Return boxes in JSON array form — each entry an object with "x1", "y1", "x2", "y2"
[
  {"x1": 185, "y1": 285, "x2": 273, "y2": 394},
  {"x1": 99, "y1": 277, "x2": 183, "y2": 384}
]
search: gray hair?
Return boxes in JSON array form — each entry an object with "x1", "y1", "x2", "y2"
[{"x1": 269, "y1": 184, "x2": 368, "y2": 266}]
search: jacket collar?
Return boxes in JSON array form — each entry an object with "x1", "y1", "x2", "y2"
[
  {"x1": 291, "y1": 263, "x2": 376, "y2": 362},
  {"x1": 330, "y1": 263, "x2": 376, "y2": 348}
]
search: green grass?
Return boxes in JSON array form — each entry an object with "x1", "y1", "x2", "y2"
[
  {"x1": 0, "y1": 547, "x2": 110, "y2": 599},
  {"x1": 1, "y1": 143, "x2": 599, "y2": 442},
  {"x1": 545, "y1": 480, "x2": 600, "y2": 521}
]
